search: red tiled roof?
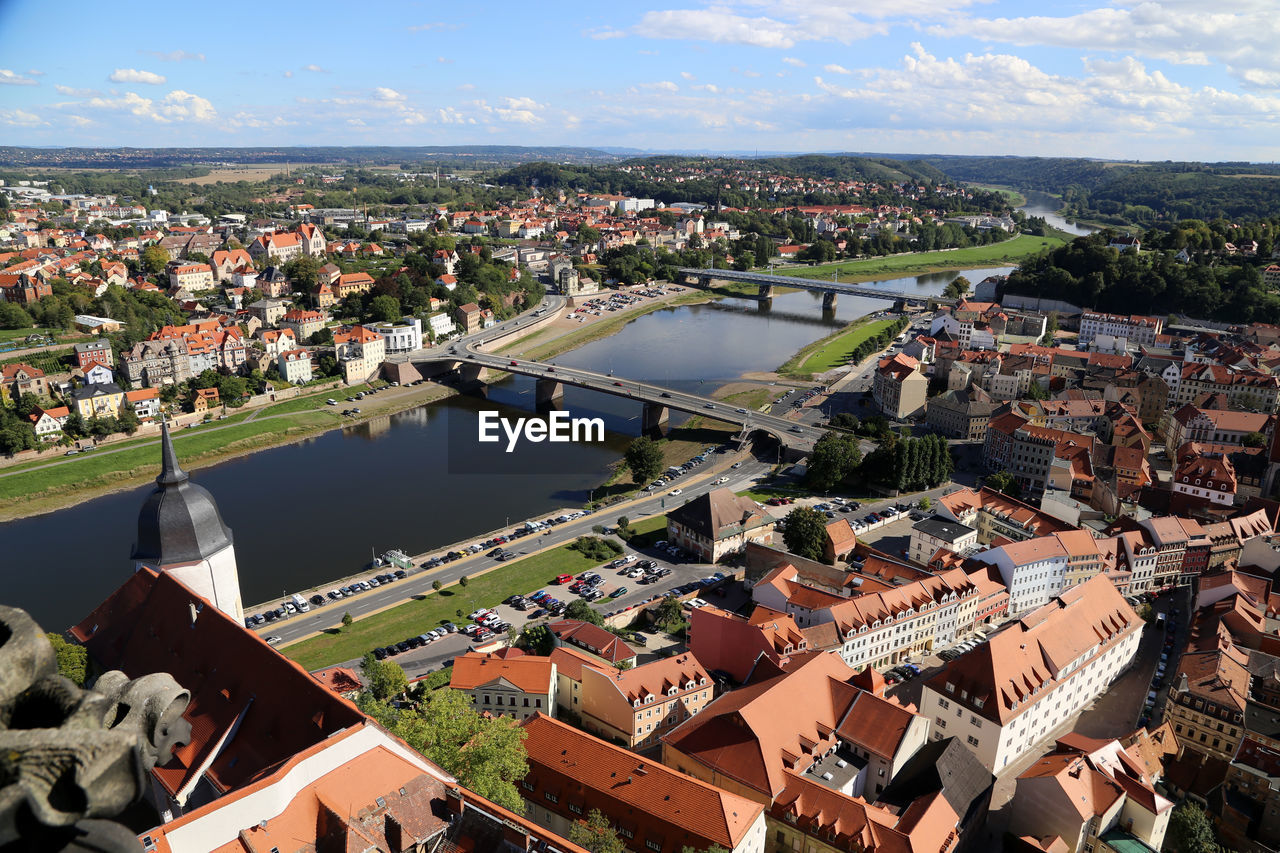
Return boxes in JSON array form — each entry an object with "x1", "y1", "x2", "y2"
[{"x1": 71, "y1": 570, "x2": 365, "y2": 798}]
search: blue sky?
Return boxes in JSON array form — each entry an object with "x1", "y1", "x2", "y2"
[{"x1": 1, "y1": 0, "x2": 1277, "y2": 160}]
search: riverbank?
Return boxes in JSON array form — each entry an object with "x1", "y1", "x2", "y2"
[
  {"x1": 0, "y1": 382, "x2": 456, "y2": 522},
  {"x1": 776, "y1": 315, "x2": 901, "y2": 380},
  {"x1": 782, "y1": 234, "x2": 1063, "y2": 283}
]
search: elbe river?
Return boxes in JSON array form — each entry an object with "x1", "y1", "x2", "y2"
[{"x1": 5, "y1": 193, "x2": 1089, "y2": 629}]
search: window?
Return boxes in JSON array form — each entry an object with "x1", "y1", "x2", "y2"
[
  {"x1": 619, "y1": 828, "x2": 634, "y2": 840},
  {"x1": 545, "y1": 791, "x2": 559, "y2": 803},
  {"x1": 646, "y1": 842, "x2": 662, "y2": 852},
  {"x1": 568, "y1": 803, "x2": 583, "y2": 815},
  {"x1": 521, "y1": 780, "x2": 534, "y2": 791}
]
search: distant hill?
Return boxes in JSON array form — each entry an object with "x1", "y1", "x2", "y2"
[{"x1": 0, "y1": 145, "x2": 622, "y2": 170}]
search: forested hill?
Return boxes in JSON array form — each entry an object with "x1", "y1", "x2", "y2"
[
  {"x1": 1002, "y1": 231, "x2": 1280, "y2": 324},
  {"x1": 0, "y1": 145, "x2": 620, "y2": 170},
  {"x1": 493, "y1": 155, "x2": 962, "y2": 209},
  {"x1": 924, "y1": 155, "x2": 1280, "y2": 226}
]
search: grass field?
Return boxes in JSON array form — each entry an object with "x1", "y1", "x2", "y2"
[
  {"x1": 0, "y1": 412, "x2": 336, "y2": 518},
  {"x1": 176, "y1": 166, "x2": 289, "y2": 184},
  {"x1": 778, "y1": 234, "x2": 1063, "y2": 284},
  {"x1": 779, "y1": 316, "x2": 898, "y2": 378},
  {"x1": 621, "y1": 515, "x2": 668, "y2": 548},
  {"x1": 969, "y1": 185, "x2": 1026, "y2": 206},
  {"x1": 283, "y1": 540, "x2": 616, "y2": 670}
]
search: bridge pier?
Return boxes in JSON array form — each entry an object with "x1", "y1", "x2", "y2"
[
  {"x1": 758, "y1": 284, "x2": 774, "y2": 300},
  {"x1": 535, "y1": 378, "x2": 564, "y2": 407},
  {"x1": 641, "y1": 402, "x2": 669, "y2": 432},
  {"x1": 458, "y1": 362, "x2": 488, "y2": 385},
  {"x1": 822, "y1": 292, "x2": 838, "y2": 312},
  {"x1": 699, "y1": 275, "x2": 712, "y2": 289}
]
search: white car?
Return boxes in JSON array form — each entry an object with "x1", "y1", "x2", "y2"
[
  {"x1": 468, "y1": 608, "x2": 491, "y2": 621},
  {"x1": 670, "y1": 488, "x2": 683, "y2": 496},
  {"x1": 714, "y1": 476, "x2": 729, "y2": 484}
]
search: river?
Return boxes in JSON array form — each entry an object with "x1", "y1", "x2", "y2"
[
  {"x1": 1020, "y1": 190, "x2": 1097, "y2": 237},
  {"x1": 4, "y1": 268, "x2": 1015, "y2": 631}
]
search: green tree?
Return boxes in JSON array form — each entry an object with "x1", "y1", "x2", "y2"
[
  {"x1": 432, "y1": 579, "x2": 443, "y2": 593},
  {"x1": 282, "y1": 255, "x2": 320, "y2": 292},
  {"x1": 918, "y1": 496, "x2": 932, "y2": 511},
  {"x1": 805, "y1": 431, "x2": 862, "y2": 491},
  {"x1": 569, "y1": 809, "x2": 627, "y2": 853},
  {"x1": 118, "y1": 405, "x2": 141, "y2": 435},
  {"x1": 1243, "y1": 431, "x2": 1266, "y2": 448},
  {"x1": 984, "y1": 470, "x2": 1022, "y2": 500},
  {"x1": 624, "y1": 435, "x2": 664, "y2": 485},
  {"x1": 577, "y1": 224, "x2": 601, "y2": 245},
  {"x1": 341, "y1": 612, "x2": 354, "y2": 629},
  {"x1": 369, "y1": 294, "x2": 402, "y2": 322},
  {"x1": 218, "y1": 374, "x2": 249, "y2": 407},
  {"x1": 0, "y1": 301, "x2": 33, "y2": 329},
  {"x1": 358, "y1": 689, "x2": 528, "y2": 811},
  {"x1": 360, "y1": 651, "x2": 408, "y2": 700},
  {"x1": 652, "y1": 595, "x2": 685, "y2": 632},
  {"x1": 783, "y1": 506, "x2": 829, "y2": 563},
  {"x1": 459, "y1": 575, "x2": 468, "y2": 588},
  {"x1": 1165, "y1": 803, "x2": 1216, "y2": 853},
  {"x1": 140, "y1": 245, "x2": 170, "y2": 275},
  {"x1": 565, "y1": 599, "x2": 604, "y2": 626},
  {"x1": 942, "y1": 275, "x2": 971, "y2": 300},
  {"x1": 46, "y1": 633, "x2": 87, "y2": 686}
]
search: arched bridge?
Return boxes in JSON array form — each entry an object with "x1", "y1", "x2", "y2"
[
  {"x1": 414, "y1": 343, "x2": 823, "y2": 455},
  {"x1": 676, "y1": 266, "x2": 952, "y2": 311}
]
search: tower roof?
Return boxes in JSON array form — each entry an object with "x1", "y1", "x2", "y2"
[{"x1": 132, "y1": 419, "x2": 233, "y2": 565}]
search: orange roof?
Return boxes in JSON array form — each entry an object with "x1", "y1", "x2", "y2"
[
  {"x1": 71, "y1": 570, "x2": 365, "y2": 799},
  {"x1": 450, "y1": 652, "x2": 554, "y2": 694},
  {"x1": 311, "y1": 665, "x2": 362, "y2": 696},
  {"x1": 520, "y1": 714, "x2": 764, "y2": 851}
]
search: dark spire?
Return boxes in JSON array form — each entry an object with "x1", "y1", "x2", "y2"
[{"x1": 157, "y1": 416, "x2": 189, "y2": 486}]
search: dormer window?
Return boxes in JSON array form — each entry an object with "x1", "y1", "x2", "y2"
[{"x1": 945, "y1": 682, "x2": 955, "y2": 694}]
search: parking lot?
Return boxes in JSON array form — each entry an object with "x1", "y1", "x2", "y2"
[{"x1": 335, "y1": 533, "x2": 736, "y2": 680}]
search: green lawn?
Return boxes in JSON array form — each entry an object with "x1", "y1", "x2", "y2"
[
  {"x1": 283, "y1": 541, "x2": 616, "y2": 670},
  {"x1": 776, "y1": 234, "x2": 1063, "y2": 283},
  {"x1": 0, "y1": 327, "x2": 62, "y2": 344},
  {"x1": 621, "y1": 515, "x2": 668, "y2": 548},
  {"x1": 777, "y1": 316, "x2": 898, "y2": 379},
  {"x1": 0, "y1": 412, "x2": 336, "y2": 511}
]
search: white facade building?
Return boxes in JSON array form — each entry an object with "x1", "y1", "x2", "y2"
[
  {"x1": 367, "y1": 316, "x2": 423, "y2": 354},
  {"x1": 918, "y1": 576, "x2": 1142, "y2": 773}
]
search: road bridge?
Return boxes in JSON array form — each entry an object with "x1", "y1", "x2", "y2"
[
  {"x1": 411, "y1": 343, "x2": 823, "y2": 456},
  {"x1": 676, "y1": 266, "x2": 952, "y2": 311}
]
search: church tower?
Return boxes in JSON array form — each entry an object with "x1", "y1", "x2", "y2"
[{"x1": 132, "y1": 419, "x2": 243, "y2": 622}]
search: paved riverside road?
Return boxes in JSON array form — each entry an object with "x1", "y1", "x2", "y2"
[{"x1": 254, "y1": 452, "x2": 773, "y2": 651}]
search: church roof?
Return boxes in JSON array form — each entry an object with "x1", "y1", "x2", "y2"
[{"x1": 132, "y1": 419, "x2": 234, "y2": 565}]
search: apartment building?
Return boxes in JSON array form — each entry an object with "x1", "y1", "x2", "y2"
[
  {"x1": 1009, "y1": 728, "x2": 1176, "y2": 853},
  {"x1": 972, "y1": 535, "x2": 1069, "y2": 615},
  {"x1": 367, "y1": 315, "x2": 423, "y2": 354},
  {"x1": 1164, "y1": 640, "x2": 1251, "y2": 763},
  {"x1": 579, "y1": 653, "x2": 713, "y2": 749},
  {"x1": 1165, "y1": 404, "x2": 1273, "y2": 449},
  {"x1": 1077, "y1": 312, "x2": 1163, "y2": 348},
  {"x1": 248, "y1": 230, "x2": 303, "y2": 263},
  {"x1": 168, "y1": 263, "x2": 214, "y2": 291},
  {"x1": 333, "y1": 324, "x2": 386, "y2": 384},
  {"x1": 919, "y1": 576, "x2": 1143, "y2": 773},
  {"x1": 873, "y1": 352, "x2": 927, "y2": 420},
  {"x1": 450, "y1": 651, "x2": 557, "y2": 720},
  {"x1": 666, "y1": 489, "x2": 775, "y2": 563},
  {"x1": 519, "y1": 714, "x2": 767, "y2": 853},
  {"x1": 935, "y1": 487, "x2": 1076, "y2": 546},
  {"x1": 908, "y1": 516, "x2": 978, "y2": 564},
  {"x1": 277, "y1": 348, "x2": 313, "y2": 384}
]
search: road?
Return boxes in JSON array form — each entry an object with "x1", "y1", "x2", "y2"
[
  {"x1": 431, "y1": 340, "x2": 825, "y2": 453},
  {"x1": 254, "y1": 452, "x2": 774, "y2": 654}
]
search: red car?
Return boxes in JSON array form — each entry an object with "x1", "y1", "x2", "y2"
[
  {"x1": 554, "y1": 573, "x2": 573, "y2": 584},
  {"x1": 510, "y1": 360, "x2": 519, "y2": 366}
]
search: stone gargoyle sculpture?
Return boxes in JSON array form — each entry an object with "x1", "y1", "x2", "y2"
[{"x1": 0, "y1": 605, "x2": 191, "y2": 852}]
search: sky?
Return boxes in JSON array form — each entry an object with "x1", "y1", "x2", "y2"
[{"x1": 1, "y1": 0, "x2": 1278, "y2": 161}]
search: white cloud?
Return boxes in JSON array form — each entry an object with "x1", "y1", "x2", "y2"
[
  {"x1": 437, "y1": 56, "x2": 454, "y2": 64},
  {"x1": 1, "y1": 109, "x2": 44, "y2": 126},
  {"x1": 160, "y1": 90, "x2": 216, "y2": 121},
  {"x1": 933, "y1": 2, "x2": 1280, "y2": 88},
  {"x1": 493, "y1": 95, "x2": 546, "y2": 124},
  {"x1": 56, "y1": 84, "x2": 99, "y2": 96},
  {"x1": 109, "y1": 68, "x2": 166, "y2": 85},
  {"x1": 66, "y1": 115, "x2": 93, "y2": 126},
  {"x1": 283, "y1": 70, "x2": 293, "y2": 78},
  {"x1": 407, "y1": 22, "x2": 454, "y2": 32},
  {"x1": 643, "y1": 81, "x2": 680, "y2": 92},
  {"x1": 823, "y1": 63, "x2": 853, "y2": 75},
  {"x1": 782, "y1": 57, "x2": 806, "y2": 67},
  {"x1": 692, "y1": 83, "x2": 720, "y2": 93},
  {"x1": 0, "y1": 69, "x2": 39, "y2": 86},
  {"x1": 347, "y1": 118, "x2": 367, "y2": 126},
  {"x1": 304, "y1": 64, "x2": 327, "y2": 73},
  {"x1": 374, "y1": 87, "x2": 406, "y2": 101},
  {"x1": 680, "y1": 71, "x2": 695, "y2": 80},
  {"x1": 143, "y1": 50, "x2": 205, "y2": 62},
  {"x1": 587, "y1": 27, "x2": 627, "y2": 39},
  {"x1": 632, "y1": 4, "x2": 891, "y2": 48},
  {"x1": 85, "y1": 89, "x2": 216, "y2": 123}
]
